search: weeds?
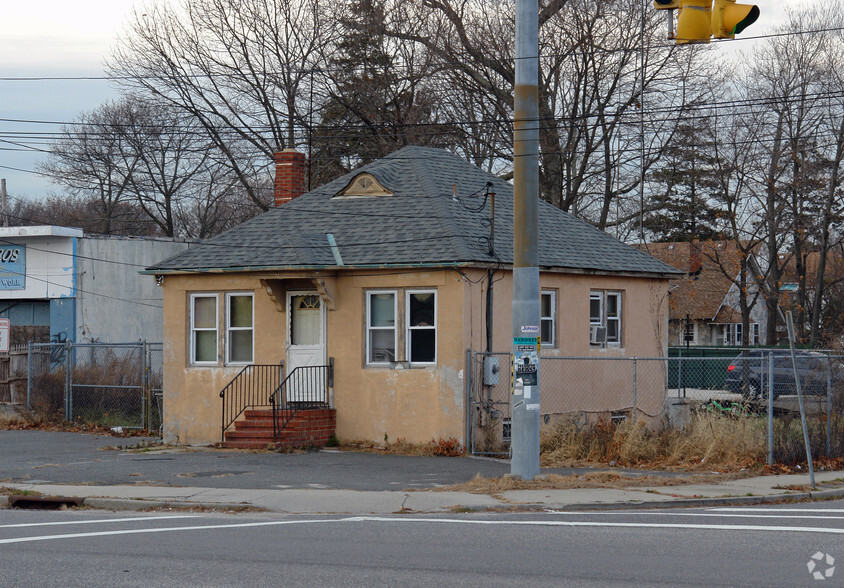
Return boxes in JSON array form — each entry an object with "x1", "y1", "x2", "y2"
[{"x1": 540, "y1": 412, "x2": 766, "y2": 470}]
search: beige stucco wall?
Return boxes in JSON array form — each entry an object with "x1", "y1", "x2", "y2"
[
  {"x1": 461, "y1": 269, "x2": 670, "y2": 419},
  {"x1": 160, "y1": 267, "x2": 670, "y2": 446}
]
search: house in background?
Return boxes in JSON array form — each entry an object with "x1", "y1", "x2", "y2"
[
  {"x1": 0, "y1": 226, "x2": 193, "y2": 345},
  {"x1": 147, "y1": 147, "x2": 680, "y2": 448},
  {"x1": 644, "y1": 240, "x2": 769, "y2": 346}
]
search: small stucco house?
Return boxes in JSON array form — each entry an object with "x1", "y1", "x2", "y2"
[{"x1": 147, "y1": 147, "x2": 680, "y2": 447}]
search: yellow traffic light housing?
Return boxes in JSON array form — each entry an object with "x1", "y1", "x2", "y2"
[
  {"x1": 711, "y1": 0, "x2": 759, "y2": 39},
  {"x1": 676, "y1": 0, "x2": 712, "y2": 44}
]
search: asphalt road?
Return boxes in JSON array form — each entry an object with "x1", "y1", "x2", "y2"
[
  {"x1": 0, "y1": 502, "x2": 841, "y2": 587},
  {"x1": 0, "y1": 430, "x2": 685, "y2": 491}
]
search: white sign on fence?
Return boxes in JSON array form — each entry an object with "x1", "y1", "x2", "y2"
[{"x1": 0, "y1": 318, "x2": 9, "y2": 352}]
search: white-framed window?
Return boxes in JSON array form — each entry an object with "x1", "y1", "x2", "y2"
[
  {"x1": 366, "y1": 291, "x2": 397, "y2": 365},
  {"x1": 540, "y1": 290, "x2": 556, "y2": 347},
  {"x1": 717, "y1": 322, "x2": 759, "y2": 346},
  {"x1": 226, "y1": 292, "x2": 253, "y2": 364},
  {"x1": 190, "y1": 293, "x2": 218, "y2": 364},
  {"x1": 407, "y1": 290, "x2": 437, "y2": 364},
  {"x1": 590, "y1": 290, "x2": 622, "y2": 346}
]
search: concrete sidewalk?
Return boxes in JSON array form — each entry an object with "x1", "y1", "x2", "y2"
[
  {"x1": 3, "y1": 471, "x2": 843, "y2": 514},
  {"x1": 1, "y1": 430, "x2": 842, "y2": 514}
]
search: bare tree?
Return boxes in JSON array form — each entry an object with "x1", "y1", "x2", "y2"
[
  {"x1": 384, "y1": 0, "x2": 712, "y2": 232},
  {"x1": 39, "y1": 100, "x2": 142, "y2": 235},
  {"x1": 109, "y1": 0, "x2": 339, "y2": 209},
  {"x1": 742, "y1": 2, "x2": 844, "y2": 345}
]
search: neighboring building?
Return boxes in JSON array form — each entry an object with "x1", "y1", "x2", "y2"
[
  {"x1": 147, "y1": 147, "x2": 680, "y2": 447},
  {"x1": 0, "y1": 226, "x2": 193, "y2": 345},
  {"x1": 643, "y1": 240, "x2": 768, "y2": 346}
]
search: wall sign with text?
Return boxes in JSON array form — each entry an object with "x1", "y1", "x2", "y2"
[{"x1": 0, "y1": 245, "x2": 25, "y2": 290}]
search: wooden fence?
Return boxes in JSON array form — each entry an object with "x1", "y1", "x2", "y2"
[{"x1": 0, "y1": 344, "x2": 30, "y2": 404}]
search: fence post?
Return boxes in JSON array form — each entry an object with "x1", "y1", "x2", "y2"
[
  {"x1": 465, "y1": 349, "x2": 472, "y2": 453},
  {"x1": 142, "y1": 341, "x2": 150, "y2": 431},
  {"x1": 64, "y1": 340, "x2": 73, "y2": 422},
  {"x1": 632, "y1": 358, "x2": 637, "y2": 421},
  {"x1": 767, "y1": 352, "x2": 774, "y2": 466},
  {"x1": 827, "y1": 356, "x2": 832, "y2": 458},
  {"x1": 26, "y1": 341, "x2": 32, "y2": 410}
]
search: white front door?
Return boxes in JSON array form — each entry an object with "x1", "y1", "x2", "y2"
[{"x1": 286, "y1": 292, "x2": 326, "y2": 403}]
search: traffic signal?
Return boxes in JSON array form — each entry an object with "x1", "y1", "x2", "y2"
[
  {"x1": 711, "y1": 0, "x2": 759, "y2": 39},
  {"x1": 676, "y1": 0, "x2": 713, "y2": 44},
  {"x1": 654, "y1": 0, "x2": 759, "y2": 44}
]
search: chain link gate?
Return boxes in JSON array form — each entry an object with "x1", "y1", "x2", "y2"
[
  {"x1": 468, "y1": 351, "x2": 512, "y2": 456},
  {"x1": 468, "y1": 349, "x2": 844, "y2": 462},
  {"x1": 27, "y1": 341, "x2": 163, "y2": 431}
]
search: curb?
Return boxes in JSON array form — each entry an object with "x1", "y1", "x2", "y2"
[
  {"x1": 2, "y1": 487, "x2": 842, "y2": 514},
  {"x1": 82, "y1": 497, "x2": 264, "y2": 512},
  {"x1": 449, "y1": 488, "x2": 844, "y2": 513}
]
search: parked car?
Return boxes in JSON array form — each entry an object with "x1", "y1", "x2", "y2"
[{"x1": 725, "y1": 349, "x2": 842, "y2": 399}]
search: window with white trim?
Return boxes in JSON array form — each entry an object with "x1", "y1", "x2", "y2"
[
  {"x1": 540, "y1": 290, "x2": 556, "y2": 347},
  {"x1": 190, "y1": 294, "x2": 218, "y2": 364},
  {"x1": 407, "y1": 290, "x2": 436, "y2": 364},
  {"x1": 715, "y1": 322, "x2": 759, "y2": 346},
  {"x1": 590, "y1": 290, "x2": 622, "y2": 346},
  {"x1": 226, "y1": 293, "x2": 253, "y2": 364},
  {"x1": 366, "y1": 291, "x2": 397, "y2": 365}
]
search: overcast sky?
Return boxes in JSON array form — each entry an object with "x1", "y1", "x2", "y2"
[{"x1": 0, "y1": 0, "x2": 794, "y2": 203}]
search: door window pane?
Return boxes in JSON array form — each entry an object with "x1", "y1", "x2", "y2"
[{"x1": 291, "y1": 295, "x2": 321, "y2": 346}]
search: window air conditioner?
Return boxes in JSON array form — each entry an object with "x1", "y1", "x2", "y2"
[{"x1": 590, "y1": 324, "x2": 607, "y2": 345}]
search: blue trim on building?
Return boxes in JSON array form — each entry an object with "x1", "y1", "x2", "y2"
[{"x1": 49, "y1": 299, "x2": 75, "y2": 344}]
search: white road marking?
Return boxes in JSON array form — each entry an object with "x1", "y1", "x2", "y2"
[
  {"x1": 0, "y1": 519, "x2": 335, "y2": 545},
  {"x1": 708, "y1": 507, "x2": 844, "y2": 513},
  {"x1": 0, "y1": 516, "x2": 842, "y2": 545},
  {"x1": 0, "y1": 515, "x2": 200, "y2": 529},
  {"x1": 546, "y1": 510, "x2": 844, "y2": 520},
  {"x1": 350, "y1": 517, "x2": 844, "y2": 535}
]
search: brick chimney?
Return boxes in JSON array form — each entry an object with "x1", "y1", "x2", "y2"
[
  {"x1": 274, "y1": 149, "x2": 307, "y2": 207},
  {"x1": 689, "y1": 239, "x2": 702, "y2": 277}
]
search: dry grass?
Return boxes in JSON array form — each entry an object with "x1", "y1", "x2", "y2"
[{"x1": 540, "y1": 413, "x2": 766, "y2": 471}]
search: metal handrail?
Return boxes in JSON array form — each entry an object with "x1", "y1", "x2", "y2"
[
  {"x1": 270, "y1": 361, "x2": 333, "y2": 439},
  {"x1": 219, "y1": 363, "x2": 284, "y2": 440}
]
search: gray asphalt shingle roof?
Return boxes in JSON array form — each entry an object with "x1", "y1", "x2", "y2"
[{"x1": 147, "y1": 146, "x2": 679, "y2": 277}]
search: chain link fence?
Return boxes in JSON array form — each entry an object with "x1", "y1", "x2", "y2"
[
  {"x1": 27, "y1": 341, "x2": 163, "y2": 432},
  {"x1": 469, "y1": 350, "x2": 844, "y2": 463}
]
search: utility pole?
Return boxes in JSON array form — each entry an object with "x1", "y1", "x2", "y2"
[
  {"x1": 511, "y1": 0, "x2": 540, "y2": 479},
  {"x1": 1, "y1": 179, "x2": 7, "y2": 228}
]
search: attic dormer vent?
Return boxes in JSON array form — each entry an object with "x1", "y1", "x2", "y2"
[{"x1": 336, "y1": 173, "x2": 393, "y2": 198}]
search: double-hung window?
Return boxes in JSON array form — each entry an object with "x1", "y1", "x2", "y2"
[
  {"x1": 407, "y1": 290, "x2": 436, "y2": 364},
  {"x1": 367, "y1": 291, "x2": 397, "y2": 365},
  {"x1": 540, "y1": 290, "x2": 556, "y2": 347},
  {"x1": 590, "y1": 290, "x2": 622, "y2": 346},
  {"x1": 226, "y1": 293, "x2": 253, "y2": 364},
  {"x1": 190, "y1": 293, "x2": 218, "y2": 364}
]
